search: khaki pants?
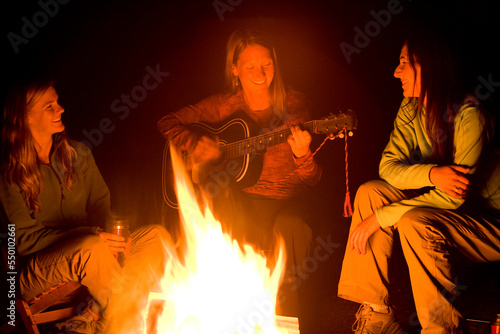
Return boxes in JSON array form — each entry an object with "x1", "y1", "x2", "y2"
[
  {"x1": 20, "y1": 224, "x2": 170, "y2": 333},
  {"x1": 245, "y1": 196, "x2": 313, "y2": 318},
  {"x1": 338, "y1": 180, "x2": 500, "y2": 334}
]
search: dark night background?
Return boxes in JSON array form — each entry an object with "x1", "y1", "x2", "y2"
[{"x1": 1, "y1": 0, "x2": 500, "y2": 333}]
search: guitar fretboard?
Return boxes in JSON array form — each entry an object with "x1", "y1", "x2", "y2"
[{"x1": 222, "y1": 121, "x2": 316, "y2": 159}]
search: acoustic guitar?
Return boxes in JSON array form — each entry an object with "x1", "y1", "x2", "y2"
[{"x1": 162, "y1": 109, "x2": 357, "y2": 209}]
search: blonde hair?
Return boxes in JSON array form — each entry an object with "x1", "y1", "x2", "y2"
[
  {"x1": 224, "y1": 28, "x2": 287, "y2": 118},
  {"x1": 2, "y1": 79, "x2": 77, "y2": 212}
]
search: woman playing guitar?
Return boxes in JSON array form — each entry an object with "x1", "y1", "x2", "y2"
[{"x1": 157, "y1": 28, "x2": 323, "y2": 318}]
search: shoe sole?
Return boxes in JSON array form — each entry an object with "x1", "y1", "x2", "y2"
[{"x1": 384, "y1": 321, "x2": 403, "y2": 334}]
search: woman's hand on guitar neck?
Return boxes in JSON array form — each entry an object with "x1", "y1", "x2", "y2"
[{"x1": 287, "y1": 125, "x2": 312, "y2": 158}]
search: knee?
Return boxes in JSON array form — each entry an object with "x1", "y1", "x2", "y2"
[
  {"x1": 130, "y1": 224, "x2": 172, "y2": 259},
  {"x1": 355, "y1": 180, "x2": 388, "y2": 202},
  {"x1": 274, "y1": 213, "x2": 312, "y2": 244},
  {"x1": 398, "y1": 209, "x2": 447, "y2": 251},
  {"x1": 75, "y1": 234, "x2": 108, "y2": 254},
  {"x1": 134, "y1": 224, "x2": 171, "y2": 243},
  {"x1": 357, "y1": 180, "x2": 385, "y2": 192},
  {"x1": 398, "y1": 209, "x2": 433, "y2": 234}
]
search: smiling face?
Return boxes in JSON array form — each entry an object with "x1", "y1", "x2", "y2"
[
  {"x1": 394, "y1": 44, "x2": 422, "y2": 98},
  {"x1": 27, "y1": 86, "x2": 65, "y2": 142},
  {"x1": 232, "y1": 44, "x2": 275, "y2": 96}
]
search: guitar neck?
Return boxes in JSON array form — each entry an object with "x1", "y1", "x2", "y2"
[{"x1": 222, "y1": 120, "x2": 316, "y2": 159}]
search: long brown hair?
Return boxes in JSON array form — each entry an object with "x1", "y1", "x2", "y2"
[
  {"x1": 2, "y1": 79, "x2": 77, "y2": 212},
  {"x1": 224, "y1": 28, "x2": 287, "y2": 118},
  {"x1": 403, "y1": 31, "x2": 492, "y2": 164},
  {"x1": 405, "y1": 30, "x2": 496, "y2": 165}
]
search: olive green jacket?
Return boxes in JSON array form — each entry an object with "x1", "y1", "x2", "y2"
[{"x1": 0, "y1": 141, "x2": 110, "y2": 256}]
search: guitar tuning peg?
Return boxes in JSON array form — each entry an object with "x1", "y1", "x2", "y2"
[
  {"x1": 348, "y1": 131, "x2": 354, "y2": 137},
  {"x1": 338, "y1": 132, "x2": 345, "y2": 139}
]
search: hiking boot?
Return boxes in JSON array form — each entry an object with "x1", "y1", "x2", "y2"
[
  {"x1": 55, "y1": 315, "x2": 104, "y2": 334},
  {"x1": 352, "y1": 303, "x2": 403, "y2": 334}
]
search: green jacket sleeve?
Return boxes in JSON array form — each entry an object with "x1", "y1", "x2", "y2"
[
  {"x1": 376, "y1": 100, "x2": 486, "y2": 228},
  {"x1": 379, "y1": 99, "x2": 437, "y2": 189}
]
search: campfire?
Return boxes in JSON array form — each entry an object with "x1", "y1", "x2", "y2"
[{"x1": 142, "y1": 145, "x2": 298, "y2": 333}]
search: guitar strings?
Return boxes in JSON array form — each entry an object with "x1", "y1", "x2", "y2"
[
  {"x1": 163, "y1": 127, "x2": 352, "y2": 210},
  {"x1": 183, "y1": 121, "x2": 317, "y2": 160}
]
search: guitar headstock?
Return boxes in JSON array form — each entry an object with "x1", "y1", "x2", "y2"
[{"x1": 314, "y1": 109, "x2": 357, "y2": 137}]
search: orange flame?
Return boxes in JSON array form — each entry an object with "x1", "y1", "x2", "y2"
[{"x1": 143, "y1": 144, "x2": 286, "y2": 333}]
